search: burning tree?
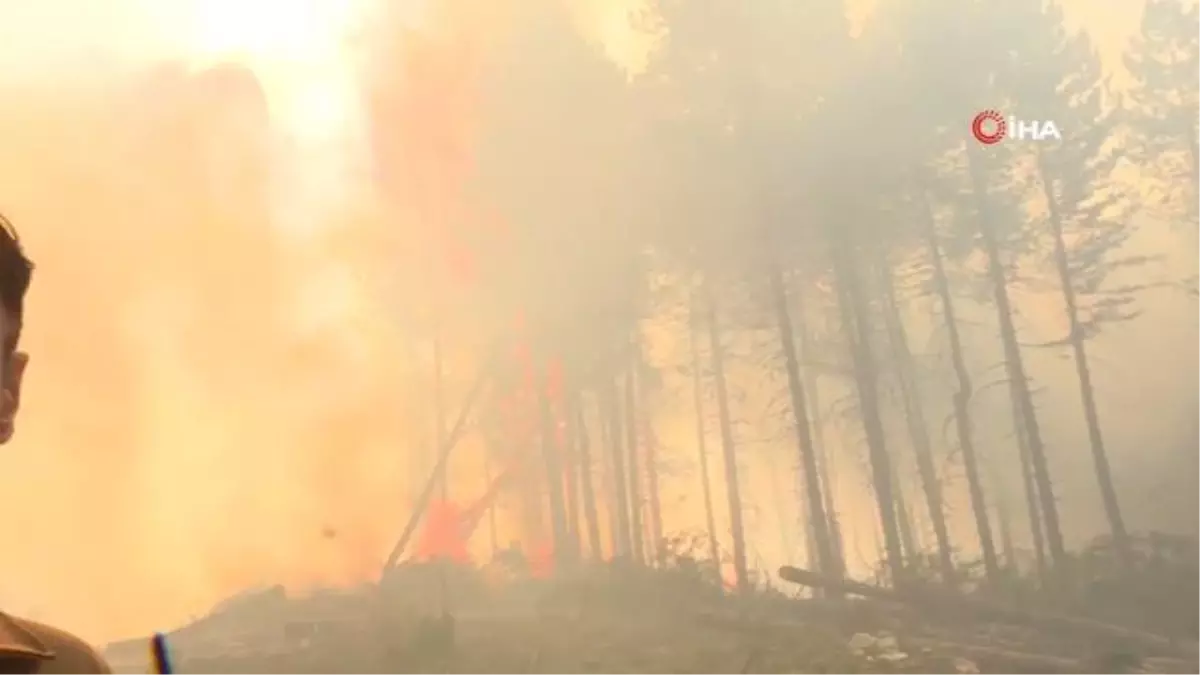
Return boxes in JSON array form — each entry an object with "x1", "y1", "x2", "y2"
[{"x1": 364, "y1": 0, "x2": 646, "y2": 571}]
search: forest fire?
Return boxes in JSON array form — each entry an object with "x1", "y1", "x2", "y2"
[
  {"x1": 411, "y1": 467, "x2": 518, "y2": 566},
  {"x1": 413, "y1": 500, "x2": 475, "y2": 564},
  {"x1": 1, "y1": 0, "x2": 1195, "y2": 672},
  {"x1": 366, "y1": 0, "x2": 580, "y2": 564},
  {"x1": 407, "y1": 491, "x2": 559, "y2": 580}
]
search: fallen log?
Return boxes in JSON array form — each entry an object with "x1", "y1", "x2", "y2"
[{"x1": 778, "y1": 566, "x2": 1197, "y2": 660}]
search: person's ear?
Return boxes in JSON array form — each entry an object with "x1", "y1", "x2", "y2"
[{"x1": 0, "y1": 351, "x2": 29, "y2": 444}]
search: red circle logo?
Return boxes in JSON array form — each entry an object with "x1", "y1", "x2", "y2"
[{"x1": 971, "y1": 110, "x2": 1006, "y2": 145}]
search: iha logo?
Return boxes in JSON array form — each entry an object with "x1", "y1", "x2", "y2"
[{"x1": 971, "y1": 110, "x2": 1061, "y2": 144}]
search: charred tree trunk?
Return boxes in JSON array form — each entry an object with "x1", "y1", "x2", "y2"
[
  {"x1": 921, "y1": 190, "x2": 1001, "y2": 585},
  {"x1": 434, "y1": 330, "x2": 448, "y2": 501},
  {"x1": 701, "y1": 277, "x2": 749, "y2": 592},
  {"x1": 879, "y1": 261, "x2": 957, "y2": 583},
  {"x1": 573, "y1": 393, "x2": 603, "y2": 560},
  {"x1": 643, "y1": 407, "x2": 665, "y2": 566},
  {"x1": 688, "y1": 296, "x2": 722, "y2": 571},
  {"x1": 562, "y1": 386, "x2": 582, "y2": 563},
  {"x1": 893, "y1": 470, "x2": 918, "y2": 566},
  {"x1": 596, "y1": 391, "x2": 614, "y2": 556},
  {"x1": 991, "y1": 469, "x2": 1018, "y2": 572},
  {"x1": 829, "y1": 229, "x2": 905, "y2": 586},
  {"x1": 767, "y1": 260, "x2": 838, "y2": 578},
  {"x1": 603, "y1": 379, "x2": 632, "y2": 560},
  {"x1": 1011, "y1": 385, "x2": 1049, "y2": 586},
  {"x1": 537, "y1": 360, "x2": 570, "y2": 568},
  {"x1": 1039, "y1": 164, "x2": 1131, "y2": 569},
  {"x1": 794, "y1": 293, "x2": 846, "y2": 578},
  {"x1": 623, "y1": 367, "x2": 646, "y2": 565},
  {"x1": 966, "y1": 150, "x2": 1068, "y2": 573}
]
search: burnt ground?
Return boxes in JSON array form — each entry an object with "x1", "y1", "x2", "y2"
[{"x1": 104, "y1": 561, "x2": 1199, "y2": 674}]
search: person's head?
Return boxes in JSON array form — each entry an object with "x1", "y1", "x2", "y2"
[{"x1": 0, "y1": 214, "x2": 31, "y2": 444}]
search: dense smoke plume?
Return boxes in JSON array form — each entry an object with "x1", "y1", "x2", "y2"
[{"x1": 0, "y1": 0, "x2": 1191, "y2": 646}]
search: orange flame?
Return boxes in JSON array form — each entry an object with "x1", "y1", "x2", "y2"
[
  {"x1": 529, "y1": 541, "x2": 555, "y2": 579},
  {"x1": 368, "y1": 4, "x2": 485, "y2": 292},
  {"x1": 413, "y1": 468, "x2": 513, "y2": 564},
  {"x1": 367, "y1": 0, "x2": 575, "y2": 565},
  {"x1": 414, "y1": 500, "x2": 473, "y2": 564}
]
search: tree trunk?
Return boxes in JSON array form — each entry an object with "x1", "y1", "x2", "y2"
[
  {"x1": 921, "y1": 189, "x2": 1001, "y2": 585},
  {"x1": 992, "y1": 470, "x2": 1017, "y2": 572},
  {"x1": 574, "y1": 393, "x2": 603, "y2": 560},
  {"x1": 829, "y1": 230, "x2": 905, "y2": 587},
  {"x1": 966, "y1": 150, "x2": 1068, "y2": 574},
  {"x1": 893, "y1": 470, "x2": 918, "y2": 566},
  {"x1": 623, "y1": 368, "x2": 646, "y2": 565},
  {"x1": 767, "y1": 261, "x2": 838, "y2": 578},
  {"x1": 537, "y1": 359, "x2": 570, "y2": 568},
  {"x1": 434, "y1": 329, "x2": 448, "y2": 501},
  {"x1": 603, "y1": 379, "x2": 632, "y2": 559},
  {"x1": 794, "y1": 293, "x2": 847, "y2": 578},
  {"x1": 688, "y1": 296, "x2": 722, "y2": 571},
  {"x1": 701, "y1": 277, "x2": 750, "y2": 592},
  {"x1": 879, "y1": 259, "x2": 957, "y2": 583},
  {"x1": 1039, "y1": 164, "x2": 1132, "y2": 569},
  {"x1": 562, "y1": 386, "x2": 582, "y2": 563},
  {"x1": 643, "y1": 406, "x2": 665, "y2": 566},
  {"x1": 1011, "y1": 384, "x2": 1049, "y2": 586}
]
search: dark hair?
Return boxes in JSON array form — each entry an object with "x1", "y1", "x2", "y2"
[{"x1": 0, "y1": 214, "x2": 32, "y2": 351}]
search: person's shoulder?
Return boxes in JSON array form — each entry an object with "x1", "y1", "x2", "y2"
[{"x1": 0, "y1": 613, "x2": 112, "y2": 674}]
